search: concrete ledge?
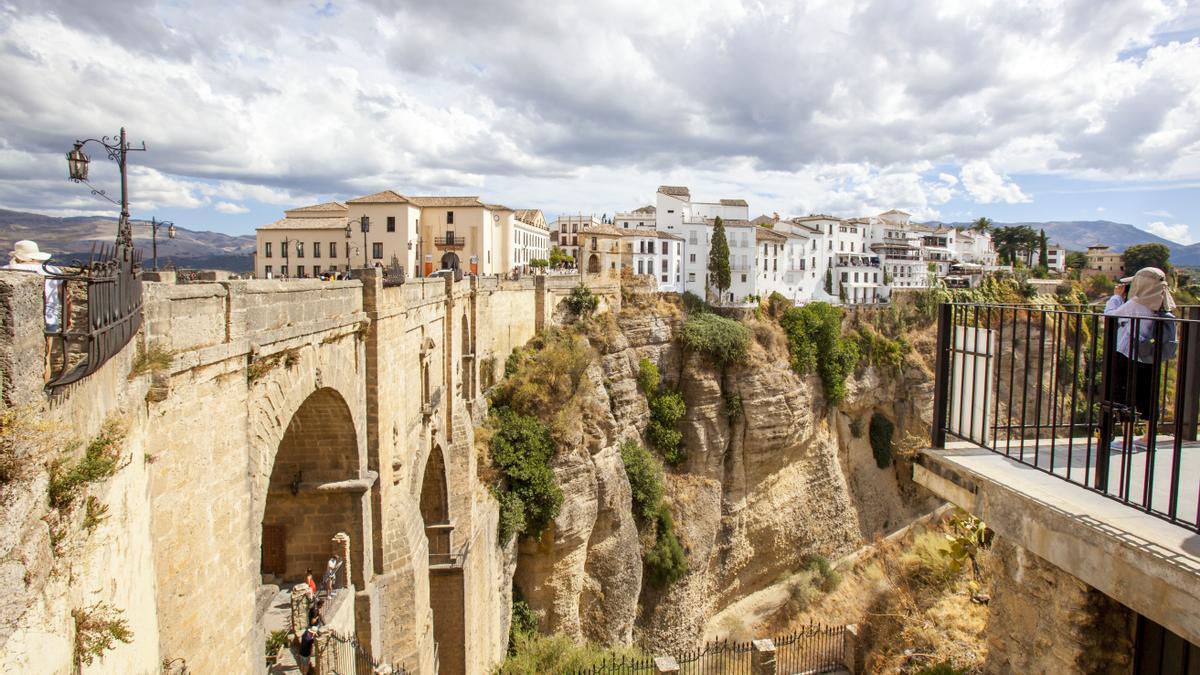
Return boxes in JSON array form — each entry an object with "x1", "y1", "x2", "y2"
[{"x1": 915, "y1": 445, "x2": 1200, "y2": 645}]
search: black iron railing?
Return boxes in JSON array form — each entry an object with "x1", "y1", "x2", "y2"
[
  {"x1": 434, "y1": 236, "x2": 465, "y2": 247},
  {"x1": 317, "y1": 630, "x2": 408, "y2": 675},
  {"x1": 44, "y1": 244, "x2": 143, "y2": 393},
  {"x1": 931, "y1": 302, "x2": 1200, "y2": 531},
  {"x1": 774, "y1": 624, "x2": 846, "y2": 673}
]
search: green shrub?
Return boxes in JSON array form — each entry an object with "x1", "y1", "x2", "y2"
[
  {"x1": 636, "y1": 358, "x2": 660, "y2": 394},
  {"x1": 265, "y1": 629, "x2": 289, "y2": 660},
  {"x1": 681, "y1": 291, "x2": 708, "y2": 314},
  {"x1": 644, "y1": 505, "x2": 688, "y2": 587},
  {"x1": 854, "y1": 326, "x2": 908, "y2": 370},
  {"x1": 783, "y1": 570, "x2": 822, "y2": 615},
  {"x1": 496, "y1": 490, "x2": 527, "y2": 544},
  {"x1": 803, "y1": 554, "x2": 842, "y2": 593},
  {"x1": 767, "y1": 291, "x2": 791, "y2": 318},
  {"x1": 779, "y1": 303, "x2": 859, "y2": 404},
  {"x1": 73, "y1": 603, "x2": 133, "y2": 668},
  {"x1": 902, "y1": 531, "x2": 961, "y2": 590},
  {"x1": 724, "y1": 392, "x2": 742, "y2": 423},
  {"x1": 508, "y1": 585, "x2": 540, "y2": 654},
  {"x1": 647, "y1": 390, "x2": 687, "y2": 465},
  {"x1": 504, "y1": 348, "x2": 522, "y2": 377},
  {"x1": 680, "y1": 313, "x2": 750, "y2": 366},
  {"x1": 869, "y1": 413, "x2": 895, "y2": 469},
  {"x1": 564, "y1": 284, "x2": 599, "y2": 317},
  {"x1": 492, "y1": 330, "x2": 595, "y2": 438},
  {"x1": 49, "y1": 420, "x2": 127, "y2": 510},
  {"x1": 620, "y1": 440, "x2": 664, "y2": 522},
  {"x1": 490, "y1": 409, "x2": 562, "y2": 542},
  {"x1": 500, "y1": 633, "x2": 649, "y2": 674}
]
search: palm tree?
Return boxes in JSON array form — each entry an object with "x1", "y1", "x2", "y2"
[{"x1": 971, "y1": 217, "x2": 993, "y2": 233}]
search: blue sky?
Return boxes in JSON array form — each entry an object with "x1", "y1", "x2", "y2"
[{"x1": 1, "y1": 0, "x2": 1198, "y2": 245}]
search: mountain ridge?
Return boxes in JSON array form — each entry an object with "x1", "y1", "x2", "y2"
[{"x1": 929, "y1": 219, "x2": 1200, "y2": 266}]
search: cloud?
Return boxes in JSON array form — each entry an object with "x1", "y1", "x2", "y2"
[
  {"x1": 1145, "y1": 209, "x2": 1173, "y2": 217},
  {"x1": 938, "y1": 173, "x2": 959, "y2": 186},
  {"x1": 214, "y1": 201, "x2": 249, "y2": 214},
  {"x1": 1143, "y1": 221, "x2": 1194, "y2": 243},
  {"x1": 959, "y1": 161, "x2": 1031, "y2": 204}
]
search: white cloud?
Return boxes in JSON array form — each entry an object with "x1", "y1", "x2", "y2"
[
  {"x1": 938, "y1": 173, "x2": 959, "y2": 186},
  {"x1": 1145, "y1": 209, "x2": 1173, "y2": 217},
  {"x1": 214, "y1": 201, "x2": 249, "y2": 214},
  {"x1": 959, "y1": 161, "x2": 1031, "y2": 204},
  {"x1": 1144, "y1": 221, "x2": 1194, "y2": 243}
]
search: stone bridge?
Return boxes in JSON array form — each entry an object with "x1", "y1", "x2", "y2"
[{"x1": 0, "y1": 269, "x2": 618, "y2": 674}]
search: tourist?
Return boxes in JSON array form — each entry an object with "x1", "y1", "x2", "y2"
[
  {"x1": 307, "y1": 597, "x2": 324, "y2": 628},
  {"x1": 305, "y1": 568, "x2": 317, "y2": 596},
  {"x1": 297, "y1": 622, "x2": 318, "y2": 674},
  {"x1": 2, "y1": 240, "x2": 65, "y2": 382},
  {"x1": 1104, "y1": 267, "x2": 1178, "y2": 449},
  {"x1": 323, "y1": 553, "x2": 342, "y2": 598}
]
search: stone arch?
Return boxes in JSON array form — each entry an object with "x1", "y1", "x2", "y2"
[
  {"x1": 441, "y1": 252, "x2": 460, "y2": 271},
  {"x1": 460, "y1": 315, "x2": 472, "y2": 402},
  {"x1": 420, "y1": 445, "x2": 451, "y2": 556},
  {"x1": 587, "y1": 253, "x2": 601, "y2": 274},
  {"x1": 260, "y1": 387, "x2": 366, "y2": 585}
]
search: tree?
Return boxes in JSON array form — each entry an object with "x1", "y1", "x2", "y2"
[
  {"x1": 1064, "y1": 251, "x2": 1088, "y2": 271},
  {"x1": 993, "y1": 225, "x2": 1038, "y2": 266},
  {"x1": 548, "y1": 246, "x2": 572, "y2": 268},
  {"x1": 1038, "y1": 229, "x2": 1049, "y2": 269},
  {"x1": 1122, "y1": 243, "x2": 1171, "y2": 275},
  {"x1": 824, "y1": 268, "x2": 833, "y2": 295},
  {"x1": 708, "y1": 216, "x2": 732, "y2": 299},
  {"x1": 971, "y1": 217, "x2": 993, "y2": 233}
]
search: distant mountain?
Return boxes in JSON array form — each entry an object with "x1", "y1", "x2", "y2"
[
  {"x1": 934, "y1": 220, "x2": 1200, "y2": 267},
  {"x1": 0, "y1": 209, "x2": 255, "y2": 272}
]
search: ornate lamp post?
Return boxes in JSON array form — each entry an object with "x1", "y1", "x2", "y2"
[
  {"x1": 345, "y1": 223, "x2": 353, "y2": 271},
  {"x1": 149, "y1": 217, "x2": 176, "y2": 270},
  {"x1": 359, "y1": 215, "x2": 370, "y2": 268},
  {"x1": 67, "y1": 127, "x2": 145, "y2": 253}
]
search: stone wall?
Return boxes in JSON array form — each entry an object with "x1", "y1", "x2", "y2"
[{"x1": 985, "y1": 537, "x2": 1135, "y2": 674}]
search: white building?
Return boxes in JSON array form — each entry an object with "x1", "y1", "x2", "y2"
[
  {"x1": 511, "y1": 209, "x2": 550, "y2": 273},
  {"x1": 549, "y1": 214, "x2": 601, "y2": 265},
  {"x1": 615, "y1": 205, "x2": 657, "y2": 230}
]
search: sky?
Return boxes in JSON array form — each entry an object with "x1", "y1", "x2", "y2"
[{"x1": 1, "y1": 0, "x2": 1199, "y2": 243}]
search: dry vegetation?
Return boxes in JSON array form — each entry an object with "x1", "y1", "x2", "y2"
[{"x1": 761, "y1": 514, "x2": 991, "y2": 674}]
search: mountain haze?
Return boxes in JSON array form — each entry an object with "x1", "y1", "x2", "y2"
[{"x1": 0, "y1": 209, "x2": 255, "y2": 272}]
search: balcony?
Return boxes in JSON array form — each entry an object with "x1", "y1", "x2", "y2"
[{"x1": 434, "y1": 235, "x2": 465, "y2": 250}]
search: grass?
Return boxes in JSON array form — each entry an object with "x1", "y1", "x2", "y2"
[
  {"x1": 130, "y1": 344, "x2": 173, "y2": 378},
  {"x1": 265, "y1": 629, "x2": 289, "y2": 661},
  {"x1": 83, "y1": 496, "x2": 110, "y2": 532},
  {"x1": 499, "y1": 633, "x2": 651, "y2": 674},
  {"x1": 48, "y1": 419, "x2": 128, "y2": 510},
  {"x1": 73, "y1": 603, "x2": 133, "y2": 668}
]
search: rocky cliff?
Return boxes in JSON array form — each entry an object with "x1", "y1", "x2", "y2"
[{"x1": 512, "y1": 296, "x2": 939, "y2": 651}]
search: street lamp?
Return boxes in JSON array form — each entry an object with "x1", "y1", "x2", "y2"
[
  {"x1": 359, "y1": 215, "x2": 370, "y2": 268},
  {"x1": 66, "y1": 127, "x2": 146, "y2": 253},
  {"x1": 149, "y1": 217, "x2": 176, "y2": 270},
  {"x1": 345, "y1": 223, "x2": 353, "y2": 271}
]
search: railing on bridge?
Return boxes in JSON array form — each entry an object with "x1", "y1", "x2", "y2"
[
  {"x1": 931, "y1": 302, "x2": 1200, "y2": 531},
  {"x1": 316, "y1": 630, "x2": 408, "y2": 675}
]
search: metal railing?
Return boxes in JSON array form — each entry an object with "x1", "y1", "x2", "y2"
[
  {"x1": 774, "y1": 624, "x2": 846, "y2": 673},
  {"x1": 931, "y1": 302, "x2": 1200, "y2": 531},
  {"x1": 674, "y1": 638, "x2": 755, "y2": 673},
  {"x1": 317, "y1": 630, "x2": 408, "y2": 675},
  {"x1": 434, "y1": 236, "x2": 466, "y2": 247},
  {"x1": 44, "y1": 244, "x2": 143, "y2": 393}
]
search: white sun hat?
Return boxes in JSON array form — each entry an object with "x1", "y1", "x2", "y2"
[{"x1": 9, "y1": 240, "x2": 51, "y2": 262}]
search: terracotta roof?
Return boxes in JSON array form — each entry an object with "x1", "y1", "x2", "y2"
[
  {"x1": 879, "y1": 209, "x2": 911, "y2": 216},
  {"x1": 656, "y1": 231, "x2": 684, "y2": 241},
  {"x1": 751, "y1": 214, "x2": 777, "y2": 226},
  {"x1": 619, "y1": 228, "x2": 661, "y2": 238},
  {"x1": 407, "y1": 196, "x2": 484, "y2": 207},
  {"x1": 633, "y1": 205, "x2": 656, "y2": 214},
  {"x1": 720, "y1": 198, "x2": 749, "y2": 207},
  {"x1": 258, "y1": 217, "x2": 349, "y2": 231},
  {"x1": 792, "y1": 214, "x2": 841, "y2": 222},
  {"x1": 514, "y1": 209, "x2": 546, "y2": 228},
  {"x1": 346, "y1": 190, "x2": 409, "y2": 204},
  {"x1": 704, "y1": 217, "x2": 753, "y2": 228},
  {"x1": 657, "y1": 185, "x2": 690, "y2": 197},
  {"x1": 285, "y1": 201, "x2": 348, "y2": 214},
  {"x1": 756, "y1": 226, "x2": 787, "y2": 242}
]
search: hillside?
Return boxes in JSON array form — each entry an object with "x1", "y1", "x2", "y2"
[
  {"x1": 0, "y1": 209, "x2": 255, "y2": 272},
  {"x1": 938, "y1": 219, "x2": 1200, "y2": 265}
]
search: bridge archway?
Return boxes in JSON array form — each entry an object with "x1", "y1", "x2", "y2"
[
  {"x1": 440, "y1": 252, "x2": 460, "y2": 271},
  {"x1": 420, "y1": 444, "x2": 466, "y2": 674},
  {"x1": 260, "y1": 387, "x2": 365, "y2": 585}
]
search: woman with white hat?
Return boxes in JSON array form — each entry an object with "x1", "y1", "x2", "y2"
[
  {"x1": 1103, "y1": 266, "x2": 1178, "y2": 449},
  {"x1": 2, "y1": 240, "x2": 65, "y2": 382}
]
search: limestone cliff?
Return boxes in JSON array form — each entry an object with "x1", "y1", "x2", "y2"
[{"x1": 513, "y1": 297, "x2": 939, "y2": 651}]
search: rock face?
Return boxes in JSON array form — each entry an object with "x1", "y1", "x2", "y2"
[{"x1": 514, "y1": 301, "x2": 939, "y2": 650}]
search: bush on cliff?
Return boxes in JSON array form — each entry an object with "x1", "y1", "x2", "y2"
[
  {"x1": 647, "y1": 390, "x2": 687, "y2": 465},
  {"x1": 490, "y1": 408, "x2": 562, "y2": 542},
  {"x1": 564, "y1": 284, "x2": 599, "y2": 318},
  {"x1": 508, "y1": 585, "x2": 540, "y2": 654},
  {"x1": 620, "y1": 440, "x2": 664, "y2": 523},
  {"x1": 644, "y1": 505, "x2": 688, "y2": 587},
  {"x1": 636, "y1": 358, "x2": 660, "y2": 394},
  {"x1": 680, "y1": 313, "x2": 749, "y2": 367},
  {"x1": 491, "y1": 329, "x2": 595, "y2": 440},
  {"x1": 779, "y1": 303, "x2": 860, "y2": 404}
]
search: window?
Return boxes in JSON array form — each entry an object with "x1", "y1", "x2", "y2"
[
  {"x1": 264, "y1": 265, "x2": 273, "y2": 276},
  {"x1": 648, "y1": 260, "x2": 654, "y2": 274},
  {"x1": 281, "y1": 265, "x2": 288, "y2": 277},
  {"x1": 676, "y1": 243, "x2": 681, "y2": 253},
  {"x1": 637, "y1": 260, "x2": 644, "y2": 275},
  {"x1": 313, "y1": 265, "x2": 321, "y2": 275},
  {"x1": 387, "y1": 216, "x2": 396, "y2": 232},
  {"x1": 329, "y1": 242, "x2": 337, "y2": 258},
  {"x1": 688, "y1": 272, "x2": 695, "y2": 282},
  {"x1": 265, "y1": 242, "x2": 273, "y2": 258},
  {"x1": 372, "y1": 243, "x2": 383, "y2": 259},
  {"x1": 447, "y1": 211, "x2": 454, "y2": 225},
  {"x1": 841, "y1": 272, "x2": 848, "y2": 282},
  {"x1": 689, "y1": 253, "x2": 696, "y2": 263},
  {"x1": 741, "y1": 274, "x2": 747, "y2": 283},
  {"x1": 297, "y1": 242, "x2": 305, "y2": 258},
  {"x1": 661, "y1": 274, "x2": 668, "y2": 282},
  {"x1": 313, "y1": 242, "x2": 321, "y2": 258},
  {"x1": 667, "y1": 209, "x2": 674, "y2": 213},
  {"x1": 648, "y1": 241, "x2": 655, "y2": 254},
  {"x1": 296, "y1": 265, "x2": 305, "y2": 277}
]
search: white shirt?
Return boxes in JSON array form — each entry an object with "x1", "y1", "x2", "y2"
[
  {"x1": 2, "y1": 261, "x2": 64, "y2": 331},
  {"x1": 1104, "y1": 294, "x2": 1173, "y2": 363}
]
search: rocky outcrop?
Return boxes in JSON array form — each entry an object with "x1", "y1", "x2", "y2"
[{"x1": 514, "y1": 300, "x2": 939, "y2": 651}]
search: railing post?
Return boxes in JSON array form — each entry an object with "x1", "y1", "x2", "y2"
[
  {"x1": 931, "y1": 303, "x2": 953, "y2": 448},
  {"x1": 751, "y1": 639, "x2": 777, "y2": 675},
  {"x1": 1096, "y1": 314, "x2": 1119, "y2": 489},
  {"x1": 1180, "y1": 306, "x2": 1200, "y2": 441},
  {"x1": 653, "y1": 656, "x2": 680, "y2": 673},
  {"x1": 843, "y1": 624, "x2": 860, "y2": 674}
]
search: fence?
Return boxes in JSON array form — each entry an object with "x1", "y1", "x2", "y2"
[
  {"x1": 316, "y1": 630, "x2": 408, "y2": 675},
  {"x1": 570, "y1": 623, "x2": 848, "y2": 674},
  {"x1": 931, "y1": 302, "x2": 1200, "y2": 531}
]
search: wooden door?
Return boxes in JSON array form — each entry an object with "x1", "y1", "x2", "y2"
[{"x1": 261, "y1": 524, "x2": 287, "y2": 576}]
